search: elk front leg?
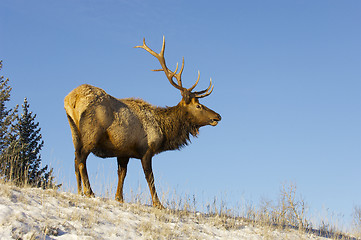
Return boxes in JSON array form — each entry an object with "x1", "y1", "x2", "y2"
[
  {"x1": 141, "y1": 151, "x2": 164, "y2": 209},
  {"x1": 115, "y1": 157, "x2": 129, "y2": 203}
]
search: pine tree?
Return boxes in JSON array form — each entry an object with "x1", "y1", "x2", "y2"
[
  {"x1": 0, "y1": 61, "x2": 17, "y2": 154},
  {"x1": 0, "y1": 61, "x2": 58, "y2": 188},
  {"x1": 0, "y1": 61, "x2": 18, "y2": 180},
  {"x1": 6, "y1": 98, "x2": 57, "y2": 188}
]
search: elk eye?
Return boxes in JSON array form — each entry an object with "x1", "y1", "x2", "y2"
[{"x1": 196, "y1": 104, "x2": 202, "y2": 109}]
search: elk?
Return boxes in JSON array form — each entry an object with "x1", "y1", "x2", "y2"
[{"x1": 64, "y1": 37, "x2": 221, "y2": 208}]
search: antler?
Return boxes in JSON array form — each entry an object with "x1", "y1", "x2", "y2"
[
  {"x1": 194, "y1": 78, "x2": 214, "y2": 99},
  {"x1": 135, "y1": 36, "x2": 185, "y2": 92},
  {"x1": 135, "y1": 36, "x2": 214, "y2": 100}
]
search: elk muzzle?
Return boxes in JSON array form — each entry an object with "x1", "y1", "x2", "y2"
[{"x1": 210, "y1": 113, "x2": 221, "y2": 126}]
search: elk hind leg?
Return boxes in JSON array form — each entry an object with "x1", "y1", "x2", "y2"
[
  {"x1": 74, "y1": 156, "x2": 82, "y2": 195},
  {"x1": 66, "y1": 114, "x2": 87, "y2": 196},
  {"x1": 115, "y1": 157, "x2": 129, "y2": 203},
  {"x1": 76, "y1": 150, "x2": 94, "y2": 197},
  {"x1": 76, "y1": 113, "x2": 107, "y2": 197}
]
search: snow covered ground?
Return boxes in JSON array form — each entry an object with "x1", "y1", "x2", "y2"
[{"x1": 0, "y1": 183, "x2": 347, "y2": 239}]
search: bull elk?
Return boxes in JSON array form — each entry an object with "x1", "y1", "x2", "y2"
[{"x1": 64, "y1": 37, "x2": 221, "y2": 208}]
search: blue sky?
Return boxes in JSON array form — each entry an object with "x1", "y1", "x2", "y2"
[{"x1": 1, "y1": 0, "x2": 360, "y2": 227}]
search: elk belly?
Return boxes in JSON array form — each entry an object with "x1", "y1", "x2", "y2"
[{"x1": 92, "y1": 119, "x2": 148, "y2": 159}]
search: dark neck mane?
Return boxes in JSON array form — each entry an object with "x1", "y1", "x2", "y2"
[{"x1": 155, "y1": 105, "x2": 199, "y2": 152}]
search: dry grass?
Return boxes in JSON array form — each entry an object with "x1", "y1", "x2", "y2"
[
  {"x1": 84, "y1": 182, "x2": 359, "y2": 239},
  {"x1": 0, "y1": 176, "x2": 359, "y2": 239},
  {"x1": 353, "y1": 206, "x2": 361, "y2": 238},
  {"x1": 1, "y1": 148, "x2": 357, "y2": 239},
  {"x1": 121, "y1": 182, "x2": 357, "y2": 239}
]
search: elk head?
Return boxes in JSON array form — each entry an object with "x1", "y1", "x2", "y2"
[{"x1": 135, "y1": 37, "x2": 221, "y2": 128}]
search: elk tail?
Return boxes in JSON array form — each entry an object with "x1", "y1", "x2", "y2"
[{"x1": 66, "y1": 113, "x2": 82, "y2": 150}]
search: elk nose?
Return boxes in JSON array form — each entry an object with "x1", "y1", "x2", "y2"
[{"x1": 216, "y1": 114, "x2": 222, "y2": 121}]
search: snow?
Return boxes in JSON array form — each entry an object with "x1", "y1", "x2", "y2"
[{"x1": 0, "y1": 183, "x2": 333, "y2": 239}]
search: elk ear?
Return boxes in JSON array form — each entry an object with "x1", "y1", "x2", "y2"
[
  {"x1": 181, "y1": 91, "x2": 192, "y2": 104},
  {"x1": 179, "y1": 98, "x2": 190, "y2": 106}
]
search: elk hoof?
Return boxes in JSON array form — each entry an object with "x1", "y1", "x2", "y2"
[
  {"x1": 84, "y1": 190, "x2": 95, "y2": 198},
  {"x1": 115, "y1": 196, "x2": 124, "y2": 203},
  {"x1": 153, "y1": 202, "x2": 165, "y2": 210}
]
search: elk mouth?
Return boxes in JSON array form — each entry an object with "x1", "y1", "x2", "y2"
[
  {"x1": 210, "y1": 120, "x2": 218, "y2": 126},
  {"x1": 209, "y1": 116, "x2": 221, "y2": 126}
]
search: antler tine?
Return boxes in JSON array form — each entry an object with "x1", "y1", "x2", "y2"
[
  {"x1": 135, "y1": 37, "x2": 185, "y2": 92},
  {"x1": 194, "y1": 78, "x2": 212, "y2": 95},
  {"x1": 134, "y1": 38, "x2": 157, "y2": 58},
  {"x1": 187, "y1": 70, "x2": 200, "y2": 91},
  {"x1": 196, "y1": 85, "x2": 214, "y2": 99},
  {"x1": 160, "y1": 35, "x2": 165, "y2": 57},
  {"x1": 195, "y1": 78, "x2": 214, "y2": 99},
  {"x1": 174, "y1": 57, "x2": 184, "y2": 87}
]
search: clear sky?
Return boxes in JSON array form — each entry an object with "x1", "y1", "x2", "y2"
[{"x1": 1, "y1": 0, "x2": 360, "y2": 228}]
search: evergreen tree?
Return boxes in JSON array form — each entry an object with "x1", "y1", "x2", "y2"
[
  {"x1": 0, "y1": 61, "x2": 18, "y2": 180},
  {"x1": 12, "y1": 98, "x2": 44, "y2": 183},
  {"x1": 0, "y1": 61, "x2": 17, "y2": 154},
  {"x1": 0, "y1": 61, "x2": 58, "y2": 188},
  {"x1": 2, "y1": 98, "x2": 58, "y2": 188},
  {"x1": 9, "y1": 98, "x2": 58, "y2": 188}
]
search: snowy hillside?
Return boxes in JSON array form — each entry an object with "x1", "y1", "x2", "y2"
[{"x1": 0, "y1": 183, "x2": 348, "y2": 239}]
